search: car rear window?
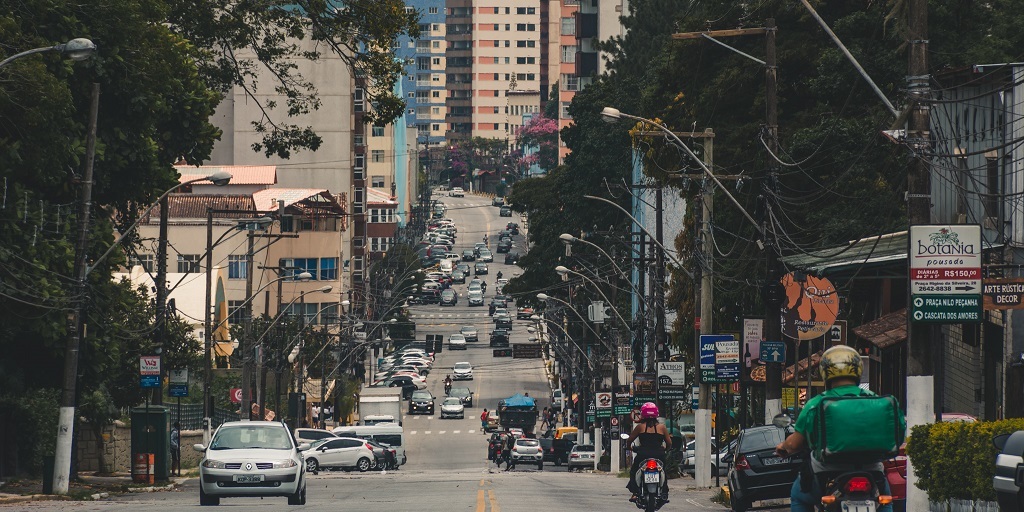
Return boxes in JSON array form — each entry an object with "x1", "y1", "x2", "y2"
[
  {"x1": 517, "y1": 439, "x2": 539, "y2": 446},
  {"x1": 739, "y1": 429, "x2": 784, "y2": 453},
  {"x1": 576, "y1": 445, "x2": 594, "y2": 451}
]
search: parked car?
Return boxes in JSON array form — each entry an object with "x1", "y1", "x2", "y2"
[
  {"x1": 883, "y1": 444, "x2": 907, "y2": 512},
  {"x1": 684, "y1": 439, "x2": 735, "y2": 477},
  {"x1": 727, "y1": 425, "x2": 802, "y2": 512},
  {"x1": 460, "y1": 325, "x2": 478, "y2": 342},
  {"x1": 550, "y1": 389, "x2": 563, "y2": 411},
  {"x1": 511, "y1": 438, "x2": 544, "y2": 469},
  {"x1": 567, "y1": 444, "x2": 596, "y2": 471},
  {"x1": 293, "y1": 428, "x2": 338, "y2": 445},
  {"x1": 499, "y1": 206, "x2": 512, "y2": 217},
  {"x1": 994, "y1": 430, "x2": 1024, "y2": 511},
  {"x1": 448, "y1": 386, "x2": 473, "y2": 407},
  {"x1": 474, "y1": 262, "x2": 489, "y2": 275},
  {"x1": 408, "y1": 390, "x2": 435, "y2": 415},
  {"x1": 195, "y1": 421, "x2": 308, "y2": 506},
  {"x1": 516, "y1": 306, "x2": 534, "y2": 319},
  {"x1": 301, "y1": 436, "x2": 376, "y2": 473},
  {"x1": 452, "y1": 361, "x2": 474, "y2": 380},
  {"x1": 449, "y1": 333, "x2": 467, "y2": 350},
  {"x1": 439, "y1": 397, "x2": 465, "y2": 419}
]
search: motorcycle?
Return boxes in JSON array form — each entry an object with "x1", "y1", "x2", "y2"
[
  {"x1": 444, "y1": 380, "x2": 452, "y2": 395},
  {"x1": 621, "y1": 434, "x2": 667, "y2": 512},
  {"x1": 771, "y1": 415, "x2": 893, "y2": 512}
]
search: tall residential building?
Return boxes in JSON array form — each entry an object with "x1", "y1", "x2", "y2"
[
  {"x1": 556, "y1": 0, "x2": 628, "y2": 162},
  {"x1": 399, "y1": 0, "x2": 447, "y2": 149},
  {"x1": 446, "y1": 1, "x2": 543, "y2": 145}
]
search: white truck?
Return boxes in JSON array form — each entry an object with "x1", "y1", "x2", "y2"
[{"x1": 358, "y1": 387, "x2": 404, "y2": 426}]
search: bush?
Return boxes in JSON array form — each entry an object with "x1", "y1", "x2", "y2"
[
  {"x1": 906, "y1": 418, "x2": 1024, "y2": 502},
  {"x1": 0, "y1": 388, "x2": 60, "y2": 477}
]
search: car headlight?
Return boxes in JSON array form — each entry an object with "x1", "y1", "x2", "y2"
[
  {"x1": 202, "y1": 459, "x2": 227, "y2": 469},
  {"x1": 273, "y1": 459, "x2": 298, "y2": 469}
]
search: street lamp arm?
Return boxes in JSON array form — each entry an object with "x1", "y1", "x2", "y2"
[
  {"x1": 538, "y1": 293, "x2": 615, "y2": 354},
  {"x1": 0, "y1": 39, "x2": 96, "y2": 69},
  {"x1": 556, "y1": 266, "x2": 629, "y2": 328},
  {"x1": 87, "y1": 173, "x2": 231, "y2": 276},
  {"x1": 537, "y1": 315, "x2": 595, "y2": 371},
  {"x1": 0, "y1": 46, "x2": 59, "y2": 68},
  {"x1": 573, "y1": 236, "x2": 633, "y2": 291},
  {"x1": 253, "y1": 287, "x2": 333, "y2": 349},
  {"x1": 209, "y1": 273, "x2": 312, "y2": 335}
]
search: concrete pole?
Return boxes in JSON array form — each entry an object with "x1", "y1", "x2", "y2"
[
  {"x1": 694, "y1": 130, "x2": 714, "y2": 488},
  {"x1": 594, "y1": 426, "x2": 602, "y2": 471}
]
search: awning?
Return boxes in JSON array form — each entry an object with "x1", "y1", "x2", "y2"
[
  {"x1": 852, "y1": 309, "x2": 907, "y2": 349},
  {"x1": 213, "y1": 341, "x2": 234, "y2": 358}
]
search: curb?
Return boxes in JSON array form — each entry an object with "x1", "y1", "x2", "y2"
[{"x1": 0, "y1": 494, "x2": 64, "y2": 505}]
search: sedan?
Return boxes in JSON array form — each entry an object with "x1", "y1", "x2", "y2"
[
  {"x1": 440, "y1": 289, "x2": 458, "y2": 306},
  {"x1": 440, "y1": 397, "x2": 465, "y2": 419},
  {"x1": 452, "y1": 361, "x2": 473, "y2": 380},
  {"x1": 478, "y1": 249, "x2": 494, "y2": 262},
  {"x1": 408, "y1": 390, "x2": 435, "y2": 415},
  {"x1": 459, "y1": 325, "x2": 478, "y2": 342},
  {"x1": 451, "y1": 270, "x2": 467, "y2": 284},
  {"x1": 496, "y1": 239, "x2": 512, "y2": 253},
  {"x1": 468, "y1": 289, "x2": 484, "y2": 306},
  {"x1": 568, "y1": 444, "x2": 596, "y2": 471},
  {"x1": 195, "y1": 421, "x2": 308, "y2": 506},
  {"x1": 448, "y1": 386, "x2": 473, "y2": 407},
  {"x1": 462, "y1": 249, "x2": 476, "y2": 261},
  {"x1": 994, "y1": 431, "x2": 1024, "y2": 511},
  {"x1": 301, "y1": 436, "x2": 375, "y2": 473},
  {"x1": 474, "y1": 262, "x2": 489, "y2": 275},
  {"x1": 727, "y1": 426, "x2": 801, "y2": 512},
  {"x1": 449, "y1": 333, "x2": 467, "y2": 350}
]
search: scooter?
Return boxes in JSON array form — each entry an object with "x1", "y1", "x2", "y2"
[{"x1": 621, "y1": 433, "x2": 667, "y2": 512}]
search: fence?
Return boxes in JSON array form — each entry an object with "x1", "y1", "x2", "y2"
[
  {"x1": 167, "y1": 403, "x2": 237, "y2": 430},
  {"x1": 930, "y1": 499, "x2": 999, "y2": 512}
]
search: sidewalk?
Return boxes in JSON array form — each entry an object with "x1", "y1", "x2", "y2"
[{"x1": 0, "y1": 472, "x2": 190, "y2": 505}]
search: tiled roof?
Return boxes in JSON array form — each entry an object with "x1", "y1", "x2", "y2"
[
  {"x1": 253, "y1": 188, "x2": 330, "y2": 211},
  {"x1": 148, "y1": 194, "x2": 256, "y2": 222},
  {"x1": 174, "y1": 165, "x2": 277, "y2": 185},
  {"x1": 367, "y1": 187, "x2": 397, "y2": 205}
]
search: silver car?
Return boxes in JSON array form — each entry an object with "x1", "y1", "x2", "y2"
[
  {"x1": 511, "y1": 438, "x2": 544, "y2": 470},
  {"x1": 440, "y1": 397, "x2": 465, "y2": 419},
  {"x1": 195, "y1": 421, "x2": 308, "y2": 506},
  {"x1": 567, "y1": 444, "x2": 596, "y2": 471}
]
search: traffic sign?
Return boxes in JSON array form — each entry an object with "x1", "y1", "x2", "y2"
[
  {"x1": 911, "y1": 295, "x2": 982, "y2": 322},
  {"x1": 760, "y1": 341, "x2": 786, "y2": 363},
  {"x1": 910, "y1": 225, "x2": 982, "y2": 323}
]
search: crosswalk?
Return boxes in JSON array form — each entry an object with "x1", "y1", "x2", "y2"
[
  {"x1": 410, "y1": 312, "x2": 491, "y2": 319},
  {"x1": 408, "y1": 429, "x2": 476, "y2": 435}
]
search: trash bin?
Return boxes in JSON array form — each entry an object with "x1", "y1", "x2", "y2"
[
  {"x1": 132, "y1": 453, "x2": 154, "y2": 484},
  {"x1": 42, "y1": 456, "x2": 55, "y2": 494},
  {"x1": 130, "y1": 406, "x2": 169, "y2": 482}
]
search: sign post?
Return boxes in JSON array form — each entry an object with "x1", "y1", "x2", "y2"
[{"x1": 909, "y1": 225, "x2": 982, "y2": 322}]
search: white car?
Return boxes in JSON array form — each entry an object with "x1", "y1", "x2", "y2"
[
  {"x1": 195, "y1": 421, "x2": 308, "y2": 506},
  {"x1": 448, "y1": 187, "x2": 465, "y2": 197},
  {"x1": 301, "y1": 436, "x2": 376, "y2": 473},
  {"x1": 452, "y1": 361, "x2": 473, "y2": 380},
  {"x1": 468, "y1": 290, "x2": 484, "y2": 306},
  {"x1": 449, "y1": 334, "x2": 467, "y2": 350},
  {"x1": 440, "y1": 397, "x2": 465, "y2": 419}
]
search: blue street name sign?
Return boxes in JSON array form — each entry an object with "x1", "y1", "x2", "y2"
[
  {"x1": 140, "y1": 375, "x2": 161, "y2": 388},
  {"x1": 760, "y1": 341, "x2": 786, "y2": 363},
  {"x1": 169, "y1": 384, "x2": 189, "y2": 397}
]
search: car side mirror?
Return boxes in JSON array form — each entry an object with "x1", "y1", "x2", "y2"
[
  {"x1": 193, "y1": 443, "x2": 207, "y2": 453},
  {"x1": 297, "y1": 443, "x2": 311, "y2": 451},
  {"x1": 772, "y1": 413, "x2": 793, "y2": 429}
]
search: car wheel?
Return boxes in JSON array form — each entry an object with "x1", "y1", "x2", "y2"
[
  {"x1": 729, "y1": 491, "x2": 748, "y2": 512},
  {"x1": 199, "y1": 485, "x2": 220, "y2": 506},
  {"x1": 287, "y1": 480, "x2": 306, "y2": 505},
  {"x1": 357, "y1": 457, "x2": 372, "y2": 472},
  {"x1": 305, "y1": 458, "x2": 319, "y2": 473}
]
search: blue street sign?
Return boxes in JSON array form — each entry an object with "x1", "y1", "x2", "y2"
[
  {"x1": 760, "y1": 341, "x2": 787, "y2": 363},
  {"x1": 701, "y1": 335, "x2": 737, "y2": 383},
  {"x1": 140, "y1": 375, "x2": 161, "y2": 388},
  {"x1": 169, "y1": 384, "x2": 189, "y2": 397}
]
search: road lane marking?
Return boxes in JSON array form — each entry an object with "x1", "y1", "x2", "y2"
[
  {"x1": 479, "y1": 478, "x2": 485, "y2": 487},
  {"x1": 424, "y1": 431, "x2": 431, "y2": 434},
  {"x1": 469, "y1": 429, "x2": 476, "y2": 433},
  {"x1": 439, "y1": 430, "x2": 447, "y2": 434},
  {"x1": 454, "y1": 430, "x2": 461, "y2": 434},
  {"x1": 476, "y1": 489, "x2": 485, "y2": 512},
  {"x1": 488, "y1": 489, "x2": 500, "y2": 512},
  {"x1": 410, "y1": 431, "x2": 417, "y2": 435}
]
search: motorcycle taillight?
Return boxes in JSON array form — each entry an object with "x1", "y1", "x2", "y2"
[
  {"x1": 845, "y1": 476, "x2": 872, "y2": 493},
  {"x1": 645, "y1": 460, "x2": 658, "y2": 471}
]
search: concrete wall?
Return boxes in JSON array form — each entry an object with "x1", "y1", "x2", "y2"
[{"x1": 76, "y1": 422, "x2": 206, "y2": 474}]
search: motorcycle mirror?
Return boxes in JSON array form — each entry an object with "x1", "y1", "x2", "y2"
[
  {"x1": 772, "y1": 413, "x2": 793, "y2": 428},
  {"x1": 620, "y1": 433, "x2": 630, "y2": 440}
]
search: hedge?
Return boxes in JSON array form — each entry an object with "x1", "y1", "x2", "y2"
[{"x1": 906, "y1": 418, "x2": 1024, "y2": 502}]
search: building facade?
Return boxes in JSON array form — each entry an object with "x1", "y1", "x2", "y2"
[{"x1": 399, "y1": 0, "x2": 448, "y2": 149}]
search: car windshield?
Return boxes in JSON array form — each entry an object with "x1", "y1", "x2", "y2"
[
  {"x1": 210, "y1": 425, "x2": 292, "y2": 450},
  {"x1": 412, "y1": 391, "x2": 432, "y2": 400},
  {"x1": 454, "y1": 362, "x2": 472, "y2": 369},
  {"x1": 443, "y1": 398, "x2": 462, "y2": 405},
  {"x1": 451, "y1": 334, "x2": 465, "y2": 341}
]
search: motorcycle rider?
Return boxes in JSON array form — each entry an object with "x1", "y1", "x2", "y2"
[
  {"x1": 775, "y1": 345, "x2": 906, "y2": 512},
  {"x1": 444, "y1": 374, "x2": 452, "y2": 394},
  {"x1": 496, "y1": 271, "x2": 503, "y2": 280},
  {"x1": 624, "y1": 402, "x2": 671, "y2": 503}
]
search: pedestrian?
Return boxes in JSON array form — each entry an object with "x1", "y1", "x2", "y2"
[
  {"x1": 540, "y1": 407, "x2": 550, "y2": 430},
  {"x1": 480, "y1": 409, "x2": 489, "y2": 433},
  {"x1": 170, "y1": 422, "x2": 181, "y2": 476},
  {"x1": 311, "y1": 404, "x2": 320, "y2": 428},
  {"x1": 323, "y1": 404, "x2": 333, "y2": 426}
]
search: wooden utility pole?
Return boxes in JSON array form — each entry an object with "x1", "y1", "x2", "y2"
[{"x1": 905, "y1": 1, "x2": 933, "y2": 511}]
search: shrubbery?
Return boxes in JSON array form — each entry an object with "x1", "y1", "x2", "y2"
[
  {"x1": 0, "y1": 388, "x2": 60, "y2": 477},
  {"x1": 906, "y1": 418, "x2": 1024, "y2": 502}
]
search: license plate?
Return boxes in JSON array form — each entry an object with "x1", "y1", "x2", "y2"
[
  {"x1": 232, "y1": 474, "x2": 265, "y2": 483},
  {"x1": 643, "y1": 472, "x2": 660, "y2": 483},
  {"x1": 761, "y1": 456, "x2": 787, "y2": 465},
  {"x1": 841, "y1": 501, "x2": 876, "y2": 512}
]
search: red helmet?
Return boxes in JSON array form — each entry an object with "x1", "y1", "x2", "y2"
[{"x1": 640, "y1": 402, "x2": 659, "y2": 419}]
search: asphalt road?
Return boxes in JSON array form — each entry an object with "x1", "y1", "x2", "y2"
[{"x1": 5, "y1": 192, "x2": 745, "y2": 511}]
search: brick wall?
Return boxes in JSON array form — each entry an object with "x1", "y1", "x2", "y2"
[{"x1": 76, "y1": 421, "x2": 204, "y2": 474}]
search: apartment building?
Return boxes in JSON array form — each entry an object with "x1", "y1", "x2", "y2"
[
  {"x1": 399, "y1": 0, "x2": 448, "y2": 148},
  {"x1": 446, "y1": 1, "x2": 543, "y2": 144}
]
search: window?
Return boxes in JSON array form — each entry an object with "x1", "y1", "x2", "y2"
[
  {"x1": 562, "y1": 74, "x2": 580, "y2": 91},
  {"x1": 228, "y1": 255, "x2": 247, "y2": 279},
  {"x1": 504, "y1": 57, "x2": 510, "y2": 64},
  {"x1": 354, "y1": 134, "x2": 365, "y2": 147},
  {"x1": 354, "y1": 88, "x2": 364, "y2": 112},
  {"x1": 561, "y1": 102, "x2": 572, "y2": 119},
  {"x1": 371, "y1": 150, "x2": 385, "y2": 163},
  {"x1": 561, "y1": 17, "x2": 576, "y2": 35},
  {"x1": 177, "y1": 254, "x2": 200, "y2": 273},
  {"x1": 432, "y1": 57, "x2": 440, "y2": 65},
  {"x1": 516, "y1": 57, "x2": 536, "y2": 64},
  {"x1": 493, "y1": 106, "x2": 500, "y2": 114},
  {"x1": 432, "y1": 90, "x2": 440, "y2": 98},
  {"x1": 432, "y1": 123, "x2": 440, "y2": 131},
  {"x1": 369, "y1": 237, "x2": 394, "y2": 252},
  {"x1": 432, "y1": 41, "x2": 440, "y2": 48},
  {"x1": 493, "y1": 73, "x2": 499, "y2": 80},
  {"x1": 353, "y1": 187, "x2": 364, "y2": 214},
  {"x1": 354, "y1": 154, "x2": 365, "y2": 180},
  {"x1": 372, "y1": 125, "x2": 385, "y2": 137},
  {"x1": 516, "y1": 23, "x2": 536, "y2": 31},
  {"x1": 228, "y1": 300, "x2": 246, "y2": 325},
  {"x1": 516, "y1": 73, "x2": 536, "y2": 81},
  {"x1": 494, "y1": 7, "x2": 500, "y2": 14},
  {"x1": 493, "y1": 24, "x2": 499, "y2": 30},
  {"x1": 516, "y1": 40, "x2": 537, "y2": 48},
  {"x1": 320, "y1": 258, "x2": 338, "y2": 280},
  {"x1": 432, "y1": 24, "x2": 440, "y2": 31},
  {"x1": 561, "y1": 45, "x2": 577, "y2": 63},
  {"x1": 371, "y1": 175, "x2": 386, "y2": 188},
  {"x1": 369, "y1": 209, "x2": 396, "y2": 223},
  {"x1": 127, "y1": 253, "x2": 154, "y2": 272},
  {"x1": 504, "y1": 40, "x2": 510, "y2": 47},
  {"x1": 428, "y1": 7, "x2": 438, "y2": 14}
]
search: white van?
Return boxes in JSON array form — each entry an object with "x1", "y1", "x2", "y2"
[
  {"x1": 332, "y1": 424, "x2": 407, "y2": 465},
  {"x1": 439, "y1": 259, "x2": 453, "y2": 274}
]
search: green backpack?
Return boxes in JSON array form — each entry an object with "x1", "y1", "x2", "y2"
[{"x1": 816, "y1": 394, "x2": 905, "y2": 464}]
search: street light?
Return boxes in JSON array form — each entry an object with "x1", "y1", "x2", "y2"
[
  {"x1": 554, "y1": 265, "x2": 629, "y2": 327},
  {"x1": 536, "y1": 292, "x2": 611, "y2": 353},
  {"x1": 0, "y1": 38, "x2": 97, "y2": 69}
]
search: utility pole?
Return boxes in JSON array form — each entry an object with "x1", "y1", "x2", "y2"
[
  {"x1": 696, "y1": 129, "x2": 715, "y2": 489},
  {"x1": 905, "y1": 1, "x2": 932, "y2": 511},
  {"x1": 153, "y1": 195, "x2": 168, "y2": 406},
  {"x1": 654, "y1": 184, "x2": 666, "y2": 371},
  {"x1": 54, "y1": 83, "x2": 100, "y2": 495},
  {"x1": 762, "y1": 18, "x2": 783, "y2": 424},
  {"x1": 240, "y1": 232, "x2": 255, "y2": 420}
]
